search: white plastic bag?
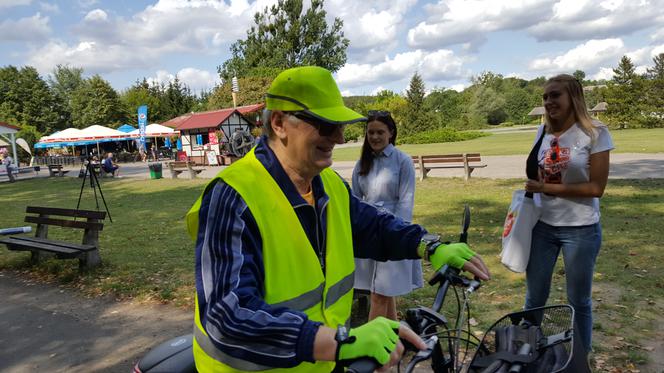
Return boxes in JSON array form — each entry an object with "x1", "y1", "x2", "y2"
[{"x1": 501, "y1": 190, "x2": 541, "y2": 273}]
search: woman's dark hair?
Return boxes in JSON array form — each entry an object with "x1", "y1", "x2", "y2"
[{"x1": 358, "y1": 111, "x2": 397, "y2": 176}]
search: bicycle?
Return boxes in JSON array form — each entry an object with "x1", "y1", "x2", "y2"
[{"x1": 346, "y1": 205, "x2": 587, "y2": 373}]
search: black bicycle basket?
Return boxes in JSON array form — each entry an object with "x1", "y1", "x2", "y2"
[{"x1": 468, "y1": 305, "x2": 575, "y2": 373}]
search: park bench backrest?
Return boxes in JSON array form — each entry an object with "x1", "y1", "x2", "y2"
[
  {"x1": 412, "y1": 153, "x2": 482, "y2": 164},
  {"x1": 169, "y1": 161, "x2": 191, "y2": 168},
  {"x1": 24, "y1": 206, "x2": 106, "y2": 246}
]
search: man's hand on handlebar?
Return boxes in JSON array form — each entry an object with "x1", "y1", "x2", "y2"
[
  {"x1": 425, "y1": 241, "x2": 491, "y2": 281},
  {"x1": 335, "y1": 317, "x2": 426, "y2": 371}
]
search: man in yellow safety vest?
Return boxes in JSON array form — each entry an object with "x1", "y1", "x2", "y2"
[{"x1": 186, "y1": 66, "x2": 490, "y2": 373}]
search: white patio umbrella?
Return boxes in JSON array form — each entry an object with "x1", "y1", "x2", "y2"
[
  {"x1": 129, "y1": 123, "x2": 178, "y2": 151},
  {"x1": 78, "y1": 125, "x2": 130, "y2": 156}
]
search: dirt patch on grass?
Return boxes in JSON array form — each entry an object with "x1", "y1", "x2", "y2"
[{"x1": 591, "y1": 282, "x2": 664, "y2": 372}]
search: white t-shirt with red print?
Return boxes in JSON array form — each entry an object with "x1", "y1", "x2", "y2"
[{"x1": 533, "y1": 121, "x2": 614, "y2": 226}]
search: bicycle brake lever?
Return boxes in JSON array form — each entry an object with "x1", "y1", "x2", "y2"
[{"x1": 414, "y1": 336, "x2": 438, "y2": 359}]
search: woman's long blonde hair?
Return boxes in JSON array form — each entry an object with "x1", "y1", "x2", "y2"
[{"x1": 544, "y1": 74, "x2": 599, "y2": 138}]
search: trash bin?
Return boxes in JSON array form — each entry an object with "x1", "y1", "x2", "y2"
[{"x1": 148, "y1": 162, "x2": 162, "y2": 179}]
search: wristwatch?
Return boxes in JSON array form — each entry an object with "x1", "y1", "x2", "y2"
[
  {"x1": 334, "y1": 325, "x2": 353, "y2": 360},
  {"x1": 419, "y1": 233, "x2": 441, "y2": 260}
]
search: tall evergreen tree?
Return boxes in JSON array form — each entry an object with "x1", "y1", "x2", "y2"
[
  {"x1": 403, "y1": 72, "x2": 435, "y2": 134},
  {"x1": 606, "y1": 56, "x2": 646, "y2": 128},
  {"x1": 218, "y1": 0, "x2": 349, "y2": 81},
  {"x1": 645, "y1": 53, "x2": 664, "y2": 127},
  {"x1": 612, "y1": 56, "x2": 637, "y2": 84}
]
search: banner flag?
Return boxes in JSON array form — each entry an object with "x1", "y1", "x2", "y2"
[{"x1": 138, "y1": 105, "x2": 148, "y2": 151}]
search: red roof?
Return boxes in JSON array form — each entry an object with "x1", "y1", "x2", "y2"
[
  {"x1": 161, "y1": 113, "x2": 192, "y2": 129},
  {"x1": 174, "y1": 103, "x2": 265, "y2": 131},
  {"x1": 0, "y1": 122, "x2": 21, "y2": 130}
]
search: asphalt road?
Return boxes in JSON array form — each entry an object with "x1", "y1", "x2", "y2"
[{"x1": 0, "y1": 270, "x2": 192, "y2": 373}]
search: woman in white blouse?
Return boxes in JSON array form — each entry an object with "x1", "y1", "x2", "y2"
[{"x1": 352, "y1": 110, "x2": 421, "y2": 321}]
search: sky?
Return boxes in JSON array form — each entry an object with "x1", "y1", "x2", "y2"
[{"x1": 1, "y1": 0, "x2": 663, "y2": 98}]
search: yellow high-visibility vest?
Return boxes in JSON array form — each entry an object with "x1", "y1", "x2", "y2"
[{"x1": 186, "y1": 148, "x2": 354, "y2": 373}]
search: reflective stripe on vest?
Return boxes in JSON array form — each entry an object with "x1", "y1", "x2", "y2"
[{"x1": 186, "y1": 148, "x2": 354, "y2": 373}]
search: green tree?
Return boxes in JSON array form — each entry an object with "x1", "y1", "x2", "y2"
[
  {"x1": 612, "y1": 56, "x2": 637, "y2": 84},
  {"x1": 162, "y1": 76, "x2": 196, "y2": 119},
  {"x1": 573, "y1": 70, "x2": 586, "y2": 83},
  {"x1": 403, "y1": 72, "x2": 436, "y2": 135},
  {"x1": 48, "y1": 65, "x2": 85, "y2": 122},
  {"x1": 423, "y1": 88, "x2": 463, "y2": 127},
  {"x1": 645, "y1": 53, "x2": 664, "y2": 127},
  {"x1": 218, "y1": 0, "x2": 349, "y2": 81},
  {"x1": 0, "y1": 65, "x2": 64, "y2": 135},
  {"x1": 605, "y1": 56, "x2": 647, "y2": 128},
  {"x1": 70, "y1": 75, "x2": 123, "y2": 128},
  {"x1": 120, "y1": 78, "x2": 163, "y2": 124}
]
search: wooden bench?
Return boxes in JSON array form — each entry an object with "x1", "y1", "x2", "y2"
[
  {"x1": 0, "y1": 206, "x2": 106, "y2": 270},
  {"x1": 48, "y1": 164, "x2": 70, "y2": 177},
  {"x1": 167, "y1": 161, "x2": 205, "y2": 179},
  {"x1": 412, "y1": 153, "x2": 487, "y2": 181}
]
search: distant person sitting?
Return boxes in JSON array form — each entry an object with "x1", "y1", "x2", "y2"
[{"x1": 102, "y1": 152, "x2": 120, "y2": 177}]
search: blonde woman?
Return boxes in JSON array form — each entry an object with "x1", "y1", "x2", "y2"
[{"x1": 524, "y1": 74, "x2": 614, "y2": 352}]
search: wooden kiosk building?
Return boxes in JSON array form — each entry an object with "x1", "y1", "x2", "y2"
[{"x1": 170, "y1": 104, "x2": 264, "y2": 165}]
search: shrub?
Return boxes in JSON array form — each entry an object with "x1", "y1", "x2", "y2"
[
  {"x1": 344, "y1": 122, "x2": 364, "y2": 143},
  {"x1": 397, "y1": 128, "x2": 487, "y2": 145}
]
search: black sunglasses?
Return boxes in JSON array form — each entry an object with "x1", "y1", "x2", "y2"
[
  {"x1": 367, "y1": 110, "x2": 391, "y2": 118},
  {"x1": 286, "y1": 112, "x2": 346, "y2": 137},
  {"x1": 550, "y1": 137, "x2": 560, "y2": 161}
]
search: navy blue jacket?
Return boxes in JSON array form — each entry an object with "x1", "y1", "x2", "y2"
[{"x1": 194, "y1": 137, "x2": 425, "y2": 368}]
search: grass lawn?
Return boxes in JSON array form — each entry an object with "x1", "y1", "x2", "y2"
[
  {"x1": 333, "y1": 128, "x2": 664, "y2": 161},
  {"x1": 1, "y1": 176, "x2": 663, "y2": 371}
]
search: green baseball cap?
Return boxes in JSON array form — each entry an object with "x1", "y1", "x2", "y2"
[{"x1": 266, "y1": 66, "x2": 366, "y2": 125}]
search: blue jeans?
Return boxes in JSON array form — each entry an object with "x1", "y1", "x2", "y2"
[{"x1": 525, "y1": 221, "x2": 602, "y2": 352}]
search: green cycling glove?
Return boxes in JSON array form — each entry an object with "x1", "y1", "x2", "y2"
[
  {"x1": 335, "y1": 316, "x2": 400, "y2": 366},
  {"x1": 428, "y1": 242, "x2": 476, "y2": 271}
]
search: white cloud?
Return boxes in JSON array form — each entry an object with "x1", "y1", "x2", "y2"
[
  {"x1": 39, "y1": 2, "x2": 58, "y2": 12},
  {"x1": 651, "y1": 44, "x2": 664, "y2": 58},
  {"x1": 0, "y1": 13, "x2": 50, "y2": 42},
  {"x1": 529, "y1": 38, "x2": 624, "y2": 73},
  {"x1": 340, "y1": 90, "x2": 354, "y2": 97},
  {"x1": 590, "y1": 67, "x2": 615, "y2": 81},
  {"x1": 326, "y1": 0, "x2": 416, "y2": 54},
  {"x1": 371, "y1": 86, "x2": 386, "y2": 95},
  {"x1": 27, "y1": 40, "x2": 155, "y2": 74},
  {"x1": 450, "y1": 83, "x2": 467, "y2": 92},
  {"x1": 336, "y1": 49, "x2": 470, "y2": 89},
  {"x1": 407, "y1": 0, "x2": 554, "y2": 49},
  {"x1": 84, "y1": 9, "x2": 108, "y2": 22},
  {"x1": 147, "y1": 67, "x2": 220, "y2": 93},
  {"x1": 77, "y1": 0, "x2": 100, "y2": 9},
  {"x1": 25, "y1": 0, "x2": 276, "y2": 75},
  {"x1": 652, "y1": 29, "x2": 664, "y2": 43},
  {"x1": 528, "y1": 0, "x2": 664, "y2": 41},
  {"x1": 0, "y1": 0, "x2": 31, "y2": 8},
  {"x1": 626, "y1": 47, "x2": 651, "y2": 65},
  {"x1": 176, "y1": 67, "x2": 220, "y2": 92}
]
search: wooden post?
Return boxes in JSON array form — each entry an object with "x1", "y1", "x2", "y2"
[
  {"x1": 418, "y1": 155, "x2": 425, "y2": 181},
  {"x1": 31, "y1": 214, "x2": 50, "y2": 264},
  {"x1": 463, "y1": 153, "x2": 470, "y2": 181}
]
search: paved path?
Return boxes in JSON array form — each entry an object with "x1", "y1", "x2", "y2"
[
  {"x1": 0, "y1": 270, "x2": 192, "y2": 373},
  {"x1": 18, "y1": 152, "x2": 662, "y2": 181}
]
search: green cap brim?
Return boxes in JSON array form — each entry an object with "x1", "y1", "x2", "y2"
[{"x1": 306, "y1": 106, "x2": 367, "y2": 125}]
